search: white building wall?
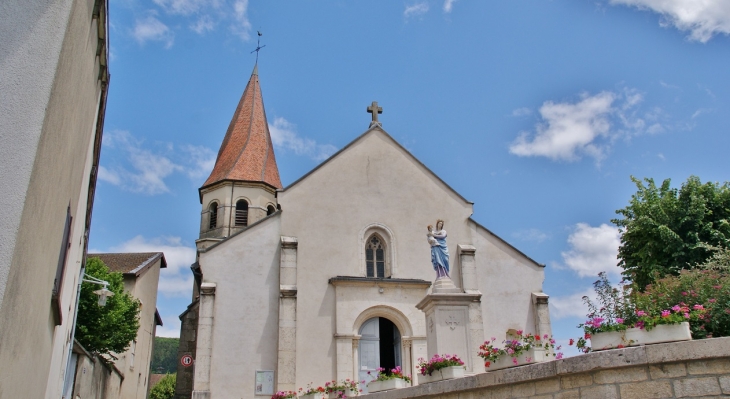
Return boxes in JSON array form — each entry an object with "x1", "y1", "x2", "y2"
[
  {"x1": 0, "y1": 1, "x2": 108, "y2": 398},
  {"x1": 199, "y1": 215, "x2": 282, "y2": 398},
  {"x1": 277, "y1": 129, "x2": 475, "y2": 387},
  {"x1": 470, "y1": 221, "x2": 545, "y2": 342}
]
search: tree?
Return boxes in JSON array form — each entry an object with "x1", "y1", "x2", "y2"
[
  {"x1": 612, "y1": 176, "x2": 730, "y2": 288},
  {"x1": 149, "y1": 373, "x2": 176, "y2": 399},
  {"x1": 75, "y1": 257, "x2": 140, "y2": 359},
  {"x1": 151, "y1": 337, "x2": 180, "y2": 374}
]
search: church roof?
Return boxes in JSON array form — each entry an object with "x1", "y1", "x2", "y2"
[
  {"x1": 202, "y1": 65, "x2": 282, "y2": 190},
  {"x1": 282, "y1": 125, "x2": 473, "y2": 205}
]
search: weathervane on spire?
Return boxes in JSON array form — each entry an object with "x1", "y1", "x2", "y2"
[{"x1": 251, "y1": 31, "x2": 266, "y2": 64}]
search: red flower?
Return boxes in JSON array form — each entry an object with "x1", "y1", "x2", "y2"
[
  {"x1": 484, "y1": 361, "x2": 491, "y2": 367},
  {"x1": 569, "y1": 338, "x2": 575, "y2": 346}
]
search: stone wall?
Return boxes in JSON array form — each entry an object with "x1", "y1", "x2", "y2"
[
  {"x1": 175, "y1": 300, "x2": 199, "y2": 399},
  {"x1": 71, "y1": 342, "x2": 123, "y2": 399},
  {"x1": 366, "y1": 337, "x2": 730, "y2": 399}
]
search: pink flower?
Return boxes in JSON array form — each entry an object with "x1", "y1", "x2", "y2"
[
  {"x1": 684, "y1": 313, "x2": 690, "y2": 319},
  {"x1": 512, "y1": 357, "x2": 518, "y2": 365},
  {"x1": 556, "y1": 352, "x2": 563, "y2": 360},
  {"x1": 661, "y1": 310, "x2": 670, "y2": 317},
  {"x1": 693, "y1": 304, "x2": 704, "y2": 310},
  {"x1": 490, "y1": 337, "x2": 496, "y2": 342},
  {"x1": 517, "y1": 330, "x2": 523, "y2": 336},
  {"x1": 616, "y1": 318, "x2": 624, "y2": 324},
  {"x1": 709, "y1": 298, "x2": 717, "y2": 303},
  {"x1": 672, "y1": 305, "x2": 681, "y2": 312},
  {"x1": 636, "y1": 310, "x2": 647, "y2": 317},
  {"x1": 681, "y1": 291, "x2": 688, "y2": 296},
  {"x1": 543, "y1": 334, "x2": 548, "y2": 339}
]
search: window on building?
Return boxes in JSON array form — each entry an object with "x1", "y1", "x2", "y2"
[
  {"x1": 209, "y1": 202, "x2": 218, "y2": 230},
  {"x1": 267, "y1": 205, "x2": 276, "y2": 216},
  {"x1": 366, "y1": 235, "x2": 386, "y2": 278},
  {"x1": 51, "y1": 205, "x2": 73, "y2": 325},
  {"x1": 235, "y1": 200, "x2": 248, "y2": 226}
]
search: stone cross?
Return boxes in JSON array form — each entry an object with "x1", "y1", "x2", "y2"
[{"x1": 367, "y1": 101, "x2": 383, "y2": 127}]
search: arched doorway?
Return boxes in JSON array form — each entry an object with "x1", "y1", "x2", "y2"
[{"x1": 359, "y1": 317, "x2": 401, "y2": 391}]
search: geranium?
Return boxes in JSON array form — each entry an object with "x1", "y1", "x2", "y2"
[
  {"x1": 478, "y1": 331, "x2": 562, "y2": 367},
  {"x1": 371, "y1": 366, "x2": 412, "y2": 383},
  {"x1": 416, "y1": 354, "x2": 464, "y2": 376},
  {"x1": 272, "y1": 391, "x2": 297, "y2": 399},
  {"x1": 298, "y1": 383, "x2": 326, "y2": 396}
]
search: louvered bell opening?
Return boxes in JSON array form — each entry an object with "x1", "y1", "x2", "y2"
[{"x1": 235, "y1": 200, "x2": 249, "y2": 226}]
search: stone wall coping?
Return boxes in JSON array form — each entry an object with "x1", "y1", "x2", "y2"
[{"x1": 363, "y1": 336, "x2": 730, "y2": 399}]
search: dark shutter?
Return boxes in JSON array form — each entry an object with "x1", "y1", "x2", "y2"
[{"x1": 51, "y1": 205, "x2": 73, "y2": 325}]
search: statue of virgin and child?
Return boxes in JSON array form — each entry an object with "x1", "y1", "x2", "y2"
[{"x1": 427, "y1": 219, "x2": 449, "y2": 279}]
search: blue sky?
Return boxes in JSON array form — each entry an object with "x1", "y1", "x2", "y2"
[{"x1": 90, "y1": 0, "x2": 730, "y2": 352}]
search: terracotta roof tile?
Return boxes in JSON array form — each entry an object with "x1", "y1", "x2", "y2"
[
  {"x1": 203, "y1": 66, "x2": 282, "y2": 189},
  {"x1": 89, "y1": 252, "x2": 166, "y2": 276}
]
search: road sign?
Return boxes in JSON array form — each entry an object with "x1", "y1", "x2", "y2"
[{"x1": 180, "y1": 354, "x2": 193, "y2": 367}]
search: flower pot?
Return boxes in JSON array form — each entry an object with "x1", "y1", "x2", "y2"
[
  {"x1": 328, "y1": 390, "x2": 357, "y2": 398},
  {"x1": 367, "y1": 378, "x2": 408, "y2": 393},
  {"x1": 418, "y1": 366, "x2": 465, "y2": 384},
  {"x1": 301, "y1": 393, "x2": 325, "y2": 399},
  {"x1": 485, "y1": 347, "x2": 547, "y2": 371},
  {"x1": 590, "y1": 322, "x2": 692, "y2": 351},
  {"x1": 590, "y1": 330, "x2": 627, "y2": 351},
  {"x1": 438, "y1": 365, "x2": 465, "y2": 380},
  {"x1": 626, "y1": 322, "x2": 691, "y2": 346}
]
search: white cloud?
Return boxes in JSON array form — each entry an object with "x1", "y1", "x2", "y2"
[
  {"x1": 99, "y1": 130, "x2": 215, "y2": 195},
  {"x1": 549, "y1": 288, "x2": 594, "y2": 319},
  {"x1": 269, "y1": 117, "x2": 337, "y2": 162},
  {"x1": 609, "y1": 0, "x2": 730, "y2": 42},
  {"x1": 181, "y1": 145, "x2": 216, "y2": 180},
  {"x1": 560, "y1": 223, "x2": 621, "y2": 278},
  {"x1": 692, "y1": 108, "x2": 713, "y2": 119},
  {"x1": 132, "y1": 14, "x2": 174, "y2": 48},
  {"x1": 404, "y1": 3, "x2": 429, "y2": 18},
  {"x1": 230, "y1": 0, "x2": 252, "y2": 41},
  {"x1": 109, "y1": 235, "x2": 196, "y2": 298},
  {"x1": 511, "y1": 107, "x2": 532, "y2": 117},
  {"x1": 97, "y1": 166, "x2": 121, "y2": 186},
  {"x1": 443, "y1": 0, "x2": 458, "y2": 13},
  {"x1": 512, "y1": 228, "x2": 549, "y2": 243},
  {"x1": 153, "y1": 0, "x2": 221, "y2": 15},
  {"x1": 155, "y1": 315, "x2": 182, "y2": 338},
  {"x1": 191, "y1": 15, "x2": 215, "y2": 34},
  {"x1": 509, "y1": 89, "x2": 654, "y2": 163}
]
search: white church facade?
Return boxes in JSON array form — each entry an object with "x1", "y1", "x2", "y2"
[{"x1": 176, "y1": 65, "x2": 552, "y2": 399}]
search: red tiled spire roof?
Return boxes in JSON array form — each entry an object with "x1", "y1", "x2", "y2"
[{"x1": 202, "y1": 65, "x2": 282, "y2": 189}]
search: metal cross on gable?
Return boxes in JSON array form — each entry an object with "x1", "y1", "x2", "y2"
[{"x1": 367, "y1": 101, "x2": 383, "y2": 127}]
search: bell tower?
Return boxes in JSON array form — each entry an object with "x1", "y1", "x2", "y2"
[{"x1": 197, "y1": 64, "x2": 282, "y2": 251}]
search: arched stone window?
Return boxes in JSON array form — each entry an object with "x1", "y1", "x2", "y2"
[
  {"x1": 266, "y1": 204, "x2": 276, "y2": 216},
  {"x1": 208, "y1": 202, "x2": 218, "y2": 230},
  {"x1": 235, "y1": 200, "x2": 249, "y2": 227},
  {"x1": 366, "y1": 234, "x2": 386, "y2": 278},
  {"x1": 360, "y1": 224, "x2": 396, "y2": 278}
]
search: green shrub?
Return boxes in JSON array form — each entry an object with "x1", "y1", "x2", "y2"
[{"x1": 149, "y1": 373, "x2": 176, "y2": 399}]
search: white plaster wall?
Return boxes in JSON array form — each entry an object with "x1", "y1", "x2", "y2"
[
  {"x1": 45, "y1": 113, "x2": 100, "y2": 398},
  {"x1": 0, "y1": 0, "x2": 72, "y2": 306},
  {"x1": 200, "y1": 215, "x2": 282, "y2": 398},
  {"x1": 470, "y1": 221, "x2": 545, "y2": 342},
  {"x1": 278, "y1": 128, "x2": 474, "y2": 387},
  {"x1": 116, "y1": 261, "x2": 163, "y2": 399},
  {"x1": 0, "y1": 0, "x2": 105, "y2": 397}
]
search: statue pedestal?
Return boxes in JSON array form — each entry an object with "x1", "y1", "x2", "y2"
[{"x1": 416, "y1": 276, "x2": 484, "y2": 374}]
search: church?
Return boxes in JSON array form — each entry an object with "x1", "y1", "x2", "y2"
[{"x1": 175, "y1": 64, "x2": 552, "y2": 399}]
